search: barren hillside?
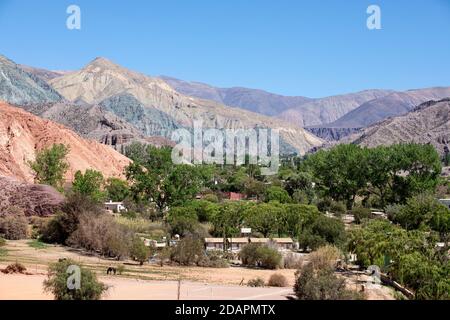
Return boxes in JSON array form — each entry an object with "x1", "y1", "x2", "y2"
[{"x1": 0, "y1": 102, "x2": 131, "y2": 182}]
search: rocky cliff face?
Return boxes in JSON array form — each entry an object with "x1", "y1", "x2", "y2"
[
  {"x1": 0, "y1": 176, "x2": 64, "y2": 217},
  {"x1": 19, "y1": 102, "x2": 173, "y2": 150},
  {"x1": 49, "y1": 57, "x2": 323, "y2": 155},
  {"x1": 0, "y1": 102, "x2": 131, "y2": 183},
  {"x1": 344, "y1": 99, "x2": 450, "y2": 155},
  {"x1": 305, "y1": 127, "x2": 362, "y2": 141},
  {"x1": 0, "y1": 55, "x2": 62, "y2": 105},
  {"x1": 99, "y1": 93, "x2": 180, "y2": 138}
]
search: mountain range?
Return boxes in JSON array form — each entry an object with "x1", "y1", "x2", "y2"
[
  {"x1": 2, "y1": 52, "x2": 450, "y2": 163},
  {"x1": 344, "y1": 98, "x2": 450, "y2": 154},
  {"x1": 45, "y1": 57, "x2": 322, "y2": 154},
  {"x1": 160, "y1": 76, "x2": 312, "y2": 117},
  {"x1": 160, "y1": 75, "x2": 450, "y2": 139},
  {"x1": 328, "y1": 87, "x2": 450, "y2": 129}
]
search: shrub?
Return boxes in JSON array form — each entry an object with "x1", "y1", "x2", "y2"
[
  {"x1": 329, "y1": 201, "x2": 347, "y2": 216},
  {"x1": 29, "y1": 216, "x2": 50, "y2": 239},
  {"x1": 41, "y1": 193, "x2": 104, "y2": 244},
  {"x1": 67, "y1": 214, "x2": 132, "y2": 259},
  {"x1": 268, "y1": 273, "x2": 288, "y2": 287},
  {"x1": 116, "y1": 265, "x2": 125, "y2": 275},
  {"x1": 258, "y1": 246, "x2": 282, "y2": 269},
  {"x1": 240, "y1": 243, "x2": 282, "y2": 269},
  {"x1": 203, "y1": 194, "x2": 219, "y2": 203},
  {"x1": 247, "y1": 277, "x2": 265, "y2": 287},
  {"x1": 283, "y1": 253, "x2": 304, "y2": 269},
  {"x1": 385, "y1": 204, "x2": 403, "y2": 221},
  {"x1": 0, "y1": 208, "x2": 28, "y2": 240},
  {"x1": 294, "y1": 263, "x2": 364, "y2": 300},
  {"x1": 308, "y1": 245, "x2": 342, "y2": 271},
  {"x1": 170, "y1": 237, "x2": 204, "y2": 266},
  {"x1": 240, "y1": 243, "x2": 262, "y2": 266},
  {"x1": 130, "y1": 237, "x2": 150, "y2": 265},
  {"x1": 316, "y1": 198, "x2": 333, "y2": 212},
  {"x1": 198, "y1": 250, "x2": 229, "y2": 268},
  {"x1": 0, "y1": 237, "x2": 6, "y2": 247},
  {"x1": 157, "y1": 246, "x2": 172, "y2": 267},
  {"x1": 2, "y1": 262, "x2": 26, "y2": 274},
  {"x1": 351, "y1": 207, "x2": 372, "y2": 224},
  {"x1": 44, "y1": 259, "x2": 107, "y2": 300}
]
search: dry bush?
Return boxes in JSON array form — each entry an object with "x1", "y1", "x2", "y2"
[
  {"x1": 0, "y1": 207, "x2": 28, "y2": 240},
  {"x1": 29, "y1": 216, "x2": 50, "y2": 239},
  {"x1": 267, "y1": 273, "x2": 288, "y2": 287},
  {"x1": 198, "y1": 250, "x2": 229, "y2": 268},
  {"x1": 170, "y1": 237, "x2": 204, "y2": 266},
  {"x1": 68, "y1": 214, "x2": 132, "y2": 259},
  {"x1": 240, "y1": 243, "x2": 282, "y2": 269},
  {"x1": 283, "y1": 253, "x2": 304, "y2": 269},
  {"x1": 294, "y1": 263, "x2": 364, "y2": 300},
  {"x1": 308, "y1": 245, "x2": 342, "y2": 271},
  {"x1": 247, "y1": 277, "x2": 265, "y2": 287},
  {"x1": 2, "y1": 262, "x2": 26, "y2": 274}
]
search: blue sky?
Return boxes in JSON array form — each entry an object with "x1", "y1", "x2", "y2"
[{"x1": 0, "y1": 0, "x2": 449, "y2": 98}]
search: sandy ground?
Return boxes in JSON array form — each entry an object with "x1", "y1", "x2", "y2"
[
  {"x1": 0, "y1": 240, "x2": 395, "y2": 300},
  {"x1": 0, "y1": 240, "x2": 297, "y2": 286},
  {"x1": 0, "y1": 274, "x2": 293, "y2": 300}
]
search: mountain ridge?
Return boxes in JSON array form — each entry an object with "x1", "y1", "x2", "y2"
[{"x1": 48, "y1": 57, "x2": 323, "y2": 155}]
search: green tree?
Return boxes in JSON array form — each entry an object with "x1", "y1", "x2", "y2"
[
  {"x1": 105, "y1": 178, "x2": 130, "y2": 202},
  {"x1": 243, "y1": 177, "x2": 266, "y2": 200},
  {"x1": 277, "y1": 204, "x2": 319, "y2": 239},
  {"x1": 29, "y1": 144, "x2": 69, "y2": 190},
  {"x1": 304, "y1": 144, "x2": 368, "y2": 209},
  {"x1": 166, "y1": 206, "x2": 200, "y2": 237},
  {"x1": 299, "y1": 215, "x2": 346, "y2": 251},
  {"x1": 391, "y1": 193, "x2": 450, "y2": 231},
  {"x1": 265, "y1": 186, "x2": 291, "y2": 204},
  {"x1": 183, "y1": 200, "x2": 220, "y2": 223},
  {"x1": 244, "y1": 203, "x2": 281, "y2": 237},
  {"x1": 126, "y1": 145, "x2": 203, "y2": 214},
  {"x1": 284, "y1": 172, "x2": 313, "y2": 196},
  {"x1": 44, "y1": 259, "x2": 107, "y2": 300},
  {"x1": 211, "y1": 202, "x2": 252, "y2": 250},
  {"x1": 72, "y1": 169, "x2": 105, "y2": 202}
]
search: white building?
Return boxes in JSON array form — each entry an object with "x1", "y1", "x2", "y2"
[
  {"x1": 104, "y1": 200, "x2": 127, "y2": 213},
  {"x1": 204, "y1": 237, "x2": 294, "y2": 253}
]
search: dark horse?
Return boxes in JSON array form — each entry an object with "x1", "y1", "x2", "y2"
[{"x1": 106, "y1": 267, "x2": 117, "y2": 275}]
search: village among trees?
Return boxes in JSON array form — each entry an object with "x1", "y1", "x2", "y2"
[{"x1": 1, "y1": 142, "x2": 449, "y2": 300}]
